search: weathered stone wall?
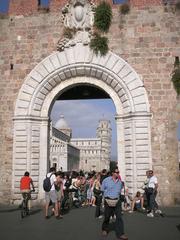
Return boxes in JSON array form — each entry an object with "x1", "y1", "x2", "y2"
[
  {"x1": 108, "y1": 3, "x2": 180, "y2": 205},
  {"x1": 0, "y1": 0, "x2": 180, "y2": 204}
]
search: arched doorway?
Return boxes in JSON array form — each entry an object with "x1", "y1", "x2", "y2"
[{"x1": 12, "y1": 43, "x2": 152, "y2": 202}]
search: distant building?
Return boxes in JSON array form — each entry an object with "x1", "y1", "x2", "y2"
[{"x1": 50, "y1": 115, "x2": 112, "y2": 172}]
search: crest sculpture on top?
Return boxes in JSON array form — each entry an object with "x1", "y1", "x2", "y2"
[{"x1": 57, "y1": 0, "x2": 95, "y2": 51}]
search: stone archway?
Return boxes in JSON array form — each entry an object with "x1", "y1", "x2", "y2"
[{"x1": 12, "y1": 43, "x2": 152, "y2": 202}]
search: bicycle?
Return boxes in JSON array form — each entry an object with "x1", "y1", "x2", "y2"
[{"x1": 20, "y1": 190, "x2": 34, "y2": 218}]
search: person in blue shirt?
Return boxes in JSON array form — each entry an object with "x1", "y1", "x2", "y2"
[{"x1": 101, "y1": 167, "x2": 128, "y2": 240}]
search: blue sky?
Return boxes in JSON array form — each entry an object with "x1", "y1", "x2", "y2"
[
  {"x1": 0, "y1": 0, "x2": 9, "y2": 13},
  {"x1": 178, "y1": 121, "x2": 180, "y2": 140},
  {"x1": 50, "y1": 99, "x2": 118, "y2": 160}
]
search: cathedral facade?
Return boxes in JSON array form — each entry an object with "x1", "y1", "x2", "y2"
[{"x1": 50, "y1": 115, "x2": 111, "y2": 172}]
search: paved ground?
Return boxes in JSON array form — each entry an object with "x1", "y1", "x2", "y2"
[{"x1": 0, "y1": 205, "x2": 180, "y2": 240}]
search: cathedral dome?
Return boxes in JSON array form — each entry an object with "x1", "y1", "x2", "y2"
[{"x1": 55, "y1": 115, "x2": 69, "y2": 130}]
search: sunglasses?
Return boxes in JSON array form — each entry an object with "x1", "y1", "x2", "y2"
[{"x1": 115, "y1": 171, "x2": 119, "y2": 174}]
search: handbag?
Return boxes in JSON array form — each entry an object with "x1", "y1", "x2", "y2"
[{"x1": 105, "y1": 198, "x2": 119, "y2": 207}]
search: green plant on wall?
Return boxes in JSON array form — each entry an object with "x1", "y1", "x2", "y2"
[
  {"x1": 175, "y1": 2, "x2": 180, "y2": 10},
  {"x1": 90, "y1": 33, "x2": 108, "y2": 56},
  {"x1": 172, "y1": 68, "x2": 180, "y2": 96},
  {"x1": 90, "y1": 1, "x2": 112, "y2": 56},
  {"x1": 94, "y1": 1, "x2": 112, "y2": 33},
  {"x1": 172, "y1": 57, "x2": 180, "y2": 96}
]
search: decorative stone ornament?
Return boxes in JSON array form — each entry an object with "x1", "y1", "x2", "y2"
[{"x1": 57, "y1": 0, "x2": 95, "y2": 51}]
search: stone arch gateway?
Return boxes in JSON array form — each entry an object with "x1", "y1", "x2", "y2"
[{"x1": 12, "y1": 43, "x2": 152, "y2": 202}]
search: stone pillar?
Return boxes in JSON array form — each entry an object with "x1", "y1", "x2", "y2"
[
  {"x1": 12, "y1": 116, "x2": 49, "y2": 204},
  {"x1": 38, "y1": 118, "x2": 49, "y2": 201},
  {"x1": 115, "y1": 115, "x2": 126, "y2": 181},
  {"x1": 116, "y1": 112, "x2": 152, "y2": 196}
]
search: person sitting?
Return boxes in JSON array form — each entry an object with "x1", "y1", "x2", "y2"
[
  {"x1": 123, "y1": 188, "x2": 132, "y2": 211},
  {"x1": 129, "y1": 191, "x2": 145, "y2": 213}
]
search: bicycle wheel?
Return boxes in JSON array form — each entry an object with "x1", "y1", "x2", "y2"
[{"x1": 21, "y1": 200, "x2": 26, "y2": 218}]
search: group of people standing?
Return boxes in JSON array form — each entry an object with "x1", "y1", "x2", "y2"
[
  {"x1": 43, "y1": 166, "x2": 128, "y2": 239},
  {"x1": 19, "y1": 167, "x2": 163, "y2": 240}
]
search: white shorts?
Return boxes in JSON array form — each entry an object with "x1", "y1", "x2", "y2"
[{"x1": 45, "y1": 190, "x2": 57, "y2": 203}]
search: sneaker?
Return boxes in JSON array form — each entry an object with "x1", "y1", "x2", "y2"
[
  {"x1": 155, "y1": 209, "x2": 162, "y2": 214},
  {"x1": 98, "y1": 215, "x2": 103, "y2": 219},
  {"x1": 147, "y1": 212, "x2": 154, "y2": 217},
  {"x1": 129, "y1": 210, "x2": 133, "y2": 213},
  {"x1": 117, "y1": 234, "x2": 128, "y2": 240},
  {"x1": 45, "y1": 216, "x2": 50, "y2": 219}
]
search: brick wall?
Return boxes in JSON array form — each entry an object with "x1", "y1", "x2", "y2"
[
  {"x1": 130, "y1": 0, "x2": 162, "y2": 7},
  {"x1": 50, "y1": 0, "x2": 68, "y2": 11},
  {"x1": 8, "y1": 0, "x2": 38, "y2": 16},
  {"x1": 7, "y1": 0, "x2": 164, "y2": 16}
]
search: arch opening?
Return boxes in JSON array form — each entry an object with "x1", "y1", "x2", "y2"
[
  {"x1": 50, "y1": 83, "x2": 117, "y2": 173},
  {"x1": 12, "y1": 45, "x2": 152, "y2": 203}
]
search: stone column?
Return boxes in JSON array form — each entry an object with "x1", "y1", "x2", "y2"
[
  {"x1": 115, "y1": 115, "x2": 126, "y2": 181},
  {"x1": 116, "y1": 112, "x2": 152, "y2": 196},
  {"x1": 38, "y1": 118, "x2": 49, "y2": 201},
  {"x1": 12, "y1": 116, "x2": 49, "y2": 204}
]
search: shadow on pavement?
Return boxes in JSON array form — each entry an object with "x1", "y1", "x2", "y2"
[
  {"x1": 176, "y1": 224, "x2": 180, "y2": 232},
  {"x1": 164, "y1": 214, "x2": 180, "y2": 218},
  {"x1": 30, "y1": 208, "x2": 42, "y2": 215},
  {"x1": 0, "y1": 206, "x2": 42, "y2": 215},
  {"x1": 0, "y1": 207, "x2": 19, "y2": 213}
]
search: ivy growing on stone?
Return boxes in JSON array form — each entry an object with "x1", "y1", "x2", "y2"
[
  {"x1": 90, "y1": 1, "x2": 112, "y2": 56},
  {"x1": 94, "y1": 1, "x2": 112, "y2": 33},
  {"x1": 90, "y1": 33, "x2": 108, "y2": 56},
  {"x1": 171, "y1": 57, "x2": 180, "y2": 96},
  {"x1": 176, "y1": 2, "x2": 180, "y2": 10},
  {"x1": 172, "y1": 68, "x2": 180, "y2": 96}
]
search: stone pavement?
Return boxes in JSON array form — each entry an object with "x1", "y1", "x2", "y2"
[{"x1": 0, "y1": 205, "x2": 180, "y2": 240}]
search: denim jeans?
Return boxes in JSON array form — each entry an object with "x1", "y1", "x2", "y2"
[{"x1": 147, "y1": 188, "x2": 158, "y2": 211}]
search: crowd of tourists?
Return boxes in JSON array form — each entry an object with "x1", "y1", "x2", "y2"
[{"x1": 20, "y1": 167, "x2": 163, "y2": 240}]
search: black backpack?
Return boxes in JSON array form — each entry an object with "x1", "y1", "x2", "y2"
[{"x1": 43, "y1": 173, "x2": 53, "y2": 192}]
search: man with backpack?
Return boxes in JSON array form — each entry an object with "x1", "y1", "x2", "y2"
[{"x1": 44, "y1": 167, "x2": 59, "y2": 219}]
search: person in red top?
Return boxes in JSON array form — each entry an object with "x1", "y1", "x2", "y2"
[{"x1": 20, "y1": 171, "x2": 35, "y2": 207}]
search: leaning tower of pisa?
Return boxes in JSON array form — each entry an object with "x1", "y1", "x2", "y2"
[{"x1": 96, "y1": 119, "x2": 112, "y2": 170}]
